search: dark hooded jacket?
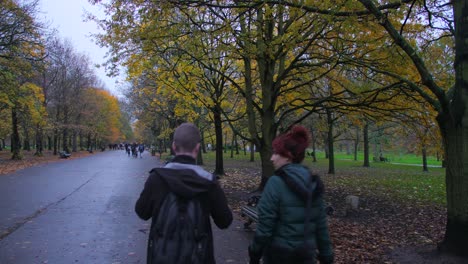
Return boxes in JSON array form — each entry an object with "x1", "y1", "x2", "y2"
[
  {"x1": 135, "y1": 155, "x2": 233, "y2": 264},
  {"x1": 249, "y1": 163, "x2": 333, "y2": 264}
]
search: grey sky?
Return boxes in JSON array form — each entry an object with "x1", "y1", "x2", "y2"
[{"x1": 39, "y1": 0, "x2": 123, "y2": 97}]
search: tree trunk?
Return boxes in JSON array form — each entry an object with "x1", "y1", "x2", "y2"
[
  {"x1": 248, "y1": 6, "x2": 278, "y2": 190},
  {"x1": 53, "y1": 129, "x2": 58, "y2": 155},
  {"x1": 354, "y1": 126, "x2": 360, "y2": 161},
  {"x1": 242, "y1": 140, "x2": 247, "y2": 156},
  {"x1": 363, "y1": 123, "x2": 370, "y2": 167},
  {"x1": 201, "y1": 128, "x2": 206, "y2": 153},
  {"x1": 62, "y1": 107, "x2": 69, "y2": 153},
  {"x1": 235, "y1": 134, "x2": 239, "y2": 154},
  {"x1": 310, "y1": 126, "x2": 317, "y2": 162},
  {"x1": 94, "y1": 135, "x2": 98, "y2": 150},
  {"x1": 34, "y1": 124, "x2": 43, "y2": 156},
  {"x1": 240, "y1": 14, "x2": 257, "y2": 164},
  {"x1": 11, "y1": 108, "x2": 22, "y2": 160},
  {"x1": 62, "y1": 127, "x2": 69, "y2": 152},
  {"x1": 87, "y1": 133, "x2": 92, "y2": 151},
  {"x1": 197, "y1": 145, "x2": 204, "y2": 165},
  {"x1": 324, "y1": 134, "x2": 329, "y2": 159},
  {"x1": 79, "y1": 132, "x2": 83, "y2": 150},
  {"x1": 48, "y1": 136, "x2": 52, "y2": 150},
  {"x1": 196, "y1": 121, "x2": 204, "y2": 165},
  {"x1": 23, "y1": 126, "x2": 30, "y2": 151},
  {"x1": 213, "y1": 108, "x2": 225, "y2": 176},
  {"x1": 230, "y1": 133, "x2": 234, "y2": 158},
  {"x1": 259, "y1": 144, "x2": 273, "y2": 189},
  {"x1": 258, "y1": 109, "x2": 276, "y2": 190},
  {"x1": 327, "y1": 109, "x2": 335, "y2": 174},
  {"x1": 224, "y1": 132, "x2": 227, "y2": 153},
  {"x1": 250, "y1": 142, "x2": 255, "y2": 162},
  {"x1": 437, "y1": 115, "x2": 468, "y2": 256},
  {"x1": 437, "y1": 1, "x2": 468, "y2": 255},
  {"x1": 72, "y1": 130, "x2": 77, "y2": 152},
  {"x1": 422, "y1": 145, "x2": 428, "y2": 172}
]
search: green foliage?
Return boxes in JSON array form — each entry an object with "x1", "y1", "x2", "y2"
[{"x1": 0, "y1": 109, "x2": 11, "y2": 139}]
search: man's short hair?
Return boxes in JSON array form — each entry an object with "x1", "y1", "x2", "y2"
[{"x1": 173, "y1": 123, "x2": 201, "y2": 152}]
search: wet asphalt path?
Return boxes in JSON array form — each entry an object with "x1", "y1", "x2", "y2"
[
  {"x1": 0, "y1": 150, "x2": 159, "y2": 264},
  {"x1": 0, "y1": 150, "x2": 252, "y2": 264}
]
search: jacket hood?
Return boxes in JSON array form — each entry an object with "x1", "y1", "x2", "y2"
[
  {"x1": 150, "y1": 155, "x2": 215, "y2": 199},
  {"x1": 280, "y1": 163, "x2": 310, "y2": 186},
  {"x1": 277, "y1": 163, "x2": 324, "y2": 199}
]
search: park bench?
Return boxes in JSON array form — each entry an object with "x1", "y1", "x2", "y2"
[
  {"x1": 373, "y1": 156, "x2": 389, "y2": 162},
  {"x1": 380, "y1": 156, "x2": 389, "y2": 162},
  {"x1": 58, "y1": 151, "x2": 71, "y2": 159},
  {"x1": 240, "y1": 194, "x2": 335, "y2": 229},
  {"x1": 240, "y1": 195, "x2": 261, "y2": 229}
]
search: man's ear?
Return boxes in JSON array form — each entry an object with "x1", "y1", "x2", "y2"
[
  {"x1": 172, "y1": 142, "x2": 177, "y2": 152},
  {"x1": 193, "y1": 143, "x2": 200, "y2": 155}
]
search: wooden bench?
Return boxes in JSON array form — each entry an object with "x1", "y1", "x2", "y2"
[
  {"x1": 58, "y1": 151, "x2": 71, "y2": 159},
  {"x1": 240, "y1": 195, "x2": 261, "y2": 229},
  {"x1": 240, "y1": 195, "x2": 334, "y2": 229},
  {"x1": 373, "y1": 156, "x2": 389, "y2": 162},
  {"x1": 380, "y1": 156, "x2": 389, "y2": 162}
]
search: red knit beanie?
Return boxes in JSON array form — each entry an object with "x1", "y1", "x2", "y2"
[{"x1": 272, "y1": 125, "x2": 311, "y2": 163}]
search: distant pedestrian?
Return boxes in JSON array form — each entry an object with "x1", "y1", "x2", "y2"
[
  {"x1": 248, "y1": 125, "x2": 334, "y2": 264},
  {"x1": 131, "y1": 143, "x2": 137, "y2": 158},
  {"x1": 135, "y1": 122, "x2": 233, "y2": 264},
  {"x1": 125, "y1": 145, "x2": 130, "y2": 156},
  {"x1": 138, "y1": 144, "x2": 145, "y2": 158}
]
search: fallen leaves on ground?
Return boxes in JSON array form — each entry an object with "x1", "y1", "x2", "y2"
[
  {"x1": 211, "y1": 163, "x2": 446, "y2": 264},
  {"x1": 0, "y1": 150, "x2": 94, "y2": 176}
]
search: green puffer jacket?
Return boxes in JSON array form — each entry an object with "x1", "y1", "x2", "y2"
[{"x1": 250, "y1": 163, "x2": 334, "y2": 264}]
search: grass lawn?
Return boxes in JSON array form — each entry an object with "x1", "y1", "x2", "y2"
[
  {"x1": 320, "y1": 151, "x2": 443, "y2": 166},
  {"x1": 308, "y1": 158, "x2": 446, "y2": 206},
  {"x1": 203, "y1": 150, "x2": 447, "y2": 206}
]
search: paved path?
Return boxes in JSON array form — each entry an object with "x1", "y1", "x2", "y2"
[
  {"x1": 0, "y1": 150, "x2": 251, "y2": 263},
  {"x1": 213, "y1": 217, "x2": 252, "y2": 264}
]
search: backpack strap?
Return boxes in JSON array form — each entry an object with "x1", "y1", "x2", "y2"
[{"x1": 303, "y1": 177, "x2": 316, "y2": 241}]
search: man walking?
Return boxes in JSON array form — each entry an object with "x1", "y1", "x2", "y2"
[{"x1": 135, "y1": 122, "x2": 233, "y2": 264}]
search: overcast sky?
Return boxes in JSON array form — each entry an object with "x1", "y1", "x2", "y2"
[{"x1": 39, "y1": 0, "x2": 124, "y2": 97}]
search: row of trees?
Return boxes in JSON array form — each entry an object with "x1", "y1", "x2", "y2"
[
  {"x1": 0, "y1": 0, "x2": 133, "y2": 160},
  {"x1": 89, "y1": 0, "x2": 467, "y2": 257}
]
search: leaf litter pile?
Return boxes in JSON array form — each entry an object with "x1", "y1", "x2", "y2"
[{"x1": 210, "y1": 161, "x2": 448, "y2": 264}]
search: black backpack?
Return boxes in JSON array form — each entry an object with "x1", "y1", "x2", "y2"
[{"x1": 149, "y1": 192, "x2": 208, "y2": 264}]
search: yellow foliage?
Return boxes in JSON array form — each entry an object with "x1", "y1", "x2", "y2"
[
  {"x1": 16, "y1": 82, "x2": 47, "y2": 126},
  {"x1": 82, "y1": 88, "x2": 124, "y2": 142}
]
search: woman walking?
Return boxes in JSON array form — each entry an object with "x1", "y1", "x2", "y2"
[{"x1": 248, "y1": 125, "x2": 334, "y2": 264}]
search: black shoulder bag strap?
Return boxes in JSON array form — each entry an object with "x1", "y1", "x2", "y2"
[{"x1": 304, "y1": 177, "x2": 317, "y2": 242}]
